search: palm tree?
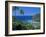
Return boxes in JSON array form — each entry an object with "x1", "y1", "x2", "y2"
[
  {"x1": 13, "y1": 6, "x2": 19, "y2": 10},
  {"x1": 20, "y1": 9, "x2": 24, "y2": 16},
  {"x1": 13, "y1": 6, "x2": 24, "y2": 16}
]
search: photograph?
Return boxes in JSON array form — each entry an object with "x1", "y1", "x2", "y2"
[
  {"x1": 5, "y1": 1, "x2": 45, "y2": 36},
  {"x1": 12, "y1": 6, "x2": 40, "y2": 30}
]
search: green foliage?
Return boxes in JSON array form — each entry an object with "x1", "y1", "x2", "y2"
[
  {"x1": 15, "y1": 7, "x2": 19, "y2": 10},
  {"x1": 13, "y1": 6, "x2": 19, "y2": 10},
  {"x1": 20, "y1": 9, "x2": 24, "y2": 15},
  {"x1": 36, "y1": 25, "x2": 40, "y2": 29},
  {"x1": 12, "y1": 16, "x2": 40, "y2": 30},
  {"x1": 12, "y1": 23, "x2": 16, "y2": 30},
  {"x1": 12, "y1": 16, "x2": 16, "y2": 22},
  {"x1": 12, "y1": 17, "x2": 33, "y2": 30}
]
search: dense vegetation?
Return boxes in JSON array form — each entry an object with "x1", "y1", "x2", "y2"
[
  {"x1": 12, "y1": 16, "x2": 33, "y2": 30},
  {"x1": 12, "y1": 15, "x2": 40, "y2": 30}
]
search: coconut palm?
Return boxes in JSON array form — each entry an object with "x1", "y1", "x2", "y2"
[
  {"x1": 13, "y1": 6, "x2": 19, "y2": 10},
  {"x1": 20, "y1": 9, "x2": 24, "y2": 16},
  {"x1": 13, "y1": 6, "x2": 24, "y2": 15}
]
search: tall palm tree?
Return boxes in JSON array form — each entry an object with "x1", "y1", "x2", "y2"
[
  {"x1": 20, "y1": 9, "x2": 24, "y2": 16},
  {"x1": 13, "y1": 6, "x2": 24, "y2": 16}
]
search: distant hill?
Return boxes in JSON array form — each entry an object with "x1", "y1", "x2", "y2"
[{"x1": 32, "y1": 13, "x2": 40, "y2": 22}]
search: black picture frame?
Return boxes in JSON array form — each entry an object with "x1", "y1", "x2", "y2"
[{"x1": 5, "y1": 1, "x2": 45, "y2": 36}]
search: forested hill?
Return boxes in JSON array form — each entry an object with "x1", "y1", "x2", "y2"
[{"x1": 32, "y1": 13, "x2": 40, "y2": 22}]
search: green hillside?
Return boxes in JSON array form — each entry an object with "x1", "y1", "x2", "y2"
[{"x1": 32, "y1": 13, "x2": 40, "y2": 22}]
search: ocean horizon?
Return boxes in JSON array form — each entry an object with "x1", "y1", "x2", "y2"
[{"x1": 13, "y1": 16, "x2": 32, "y2": 21}]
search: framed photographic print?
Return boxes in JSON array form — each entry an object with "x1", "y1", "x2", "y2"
[{"x1": 5, "y1": 1, "x2": 45, "y2": 36}]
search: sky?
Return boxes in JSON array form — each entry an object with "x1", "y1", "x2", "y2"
[{"x1": 12, "y1": 6, "x2": 40, "y2": 16}]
